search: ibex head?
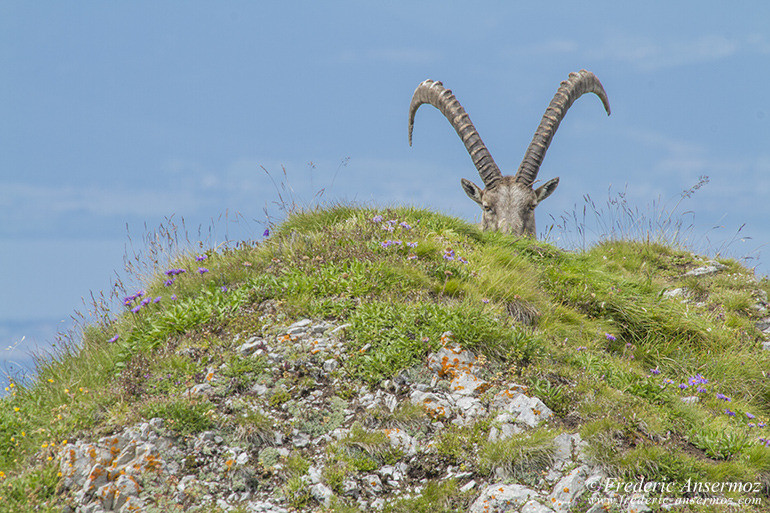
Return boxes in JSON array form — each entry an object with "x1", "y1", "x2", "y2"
[{"x1": 408, "y1": 70, "x2": 610, "y2": 237}]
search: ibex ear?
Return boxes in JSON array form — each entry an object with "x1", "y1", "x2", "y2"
[
  {"x1": 535, "y1": 177, "x2": 559, "y2": 203},
  {"x1": 461, "y1": 178, "x2": 483, "y2": 206}
]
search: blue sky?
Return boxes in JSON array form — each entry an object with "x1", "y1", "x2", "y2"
[{"x1": 2, "y1": 2, "x2": 769, "y2": 377}]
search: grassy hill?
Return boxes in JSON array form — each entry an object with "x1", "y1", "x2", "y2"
[{"x1": 2, "y1": 205, "x2": 770, "y2": 512}]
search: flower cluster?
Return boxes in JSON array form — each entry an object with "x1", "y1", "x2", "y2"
[
  {"x1": 653, "y1": 370, "x2": 767, "y2": 439},
  {"x1": 443, "y1": 248, "x2": 468, "y2": 264},
  {"x1": 123, "y1": 290, "x2": 145, "y2": 306},
  {"x1": 372, "y1": 215, "x2": 416, "y2": 233},
  {"x1": 124, "y1": 290, "x2": 163, "y2": 314}
]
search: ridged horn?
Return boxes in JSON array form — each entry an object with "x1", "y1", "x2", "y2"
[
  {"x1": 515, "y1": 70, "x2": 611, "y2": 186},
  {"x1": 409, "y1": 79, "x2": 503, "y2": 188}
]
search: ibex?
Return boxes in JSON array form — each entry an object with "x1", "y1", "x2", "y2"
[{"x1": 408, "y1": 70, "x2": 610, "y2": 237}]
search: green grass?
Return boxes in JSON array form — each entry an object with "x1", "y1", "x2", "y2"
[{"x1": 3, "y1": 203, "x2": 770, "y2": 510}]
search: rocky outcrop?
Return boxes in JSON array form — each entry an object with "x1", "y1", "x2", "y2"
[{"x1": 56, "y1": 319, "x2": 640, "y2": 513}]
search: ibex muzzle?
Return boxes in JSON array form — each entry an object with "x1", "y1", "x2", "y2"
[{"x1": 408, "y1": 70, "x2": 611, "y2": 237}]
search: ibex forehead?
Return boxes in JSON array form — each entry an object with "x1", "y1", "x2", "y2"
[{"x1": 484, "y1": 176, "x2": 536, "y2": 203}]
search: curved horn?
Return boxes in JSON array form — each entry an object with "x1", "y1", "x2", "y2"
[
  {"x1": 409, "y1": 79, "x2": 502, "y2": 188},
  {"x1": 515, "y1": 70, "x2": 611, "y2": 186}
]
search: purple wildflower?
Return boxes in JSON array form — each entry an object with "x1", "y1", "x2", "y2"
[
  {"x1": 747, "y1": 412, "x2": 756, "y2": 419},
  {"x1": 399, "y1": 221, "x2": 412, "y2": 230},
  {"x1": 221, "y1": 286, "x2": 228, "y2": 293},
  {"x1": 406, "y1": 242, "x2": 417, "y2": 248},
  {"x1": 749, "y1": 423, "x2": 756, "y2": 428},
  {"x1": 716, "y1": 393, "x2": 731, "y2": 402},
  {"x1": 131, "y1": 305, "x2": 142, "y2": 314},
  {"x1": 458, "y1": 256, "x2": 468, "y2": 264},
  {"x1": 198, "y1": 268, "x2": 209, "y2": 275},
  {"x1": 650, "y1": 367, "x2": 661, "y2": 375},
  {"x1": 697, "y1": 386, "x2": 707, "y2": 393},
  {"x1": 726, "y1": 409, "x2": 736, "y2": 417},
  {"x1": 171, "y1": 294, "x2": 178, "y2": 301},
  {"x1": 576, "y1": 346, "x2": 587, "y2": 351},
  {"x1": 263, "y1": 228, "x2": 270, "y2": 237},
  {"x1": 141, "y1": 297, "x2": 151, "y2": 306},
  {"x1": 605, "y1": 333, "x2": 616, "y2": 342},
  {"x1": 154, "y1": 296, "x2": 162, "y2": 303},
  {"x1": 760, "y1": 422, "x2": 767, "y2": 428},
  {"x1": 407, "y1": 255, "x2": 418, "y2": 260},
  {"x1": 196, "y1": 254, "x2": 207, "y2": 261},
  {"x1": 678, "y1": 383, "x2": 688, "y2": 390},
  {"x1": 371, "y1": 215, "x2": 383, "y2": 223},
  {"x1": 164, "y1": 279, "x2": 175, "y2": 287},
  {"x1": 482, "y1": 298, "x2": 490, "y2": 304},
  {"x1": 107, "y1": 334, "x2": 119, "y2": 343}
]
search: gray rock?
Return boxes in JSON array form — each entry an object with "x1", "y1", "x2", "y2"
[
  {"x1": 310, "y1": 482, "x2": 334, "y2": 506},
  {"x1": 331, "y1": 323, "x2": 352, "y2": 335},
  {"x1": 627, "y1": 496, "x2": 653, "y2": 513},
  {"x1": 681, "y1": 395, "x2": 700, "y2": 404},
  {"x1": 410, "y1": 390, "x2": 451, "y2": 420},
  {"x1": 460, "y1": 479, "x2": 477, "y2": 493},
  {"x1": 488, "y1": 422, "x2": 523, "y2": 442},
  {"x1": 363, "y1": 474, "x2": 383, "y2": 493},
  {"x1": 292, "y1": 432, "x2": 310, "y2": 448},
  {"x1": 238, "y1": 338, "x2": 266, "y2": 356},
  {"x1": 521, "y1": 500, "x2": 556, "y2": 513},
  {"x1": 427, "y1": 344, "x2": 477, "y2": 378},
  {"x1": 383, "y1": 428, "x2": 417, "y2": 456},
  {"x1": 288, "y1": 319, "x2": 312, "y2": 329},
  {"x1": 307, "y1": 465, "x2": 323, "y2": 484},
  {"x1": 342, "y1": 478, "x2": 360, "y2": 498},
  {"x1": 685, "y1": 261, "x2": 726, "y2": 277},
  {"x1": 547, "y1": 465, "x2": 591, "y2": 512},
  {"x1": 453, "y1": 396, "x2": 485, "y2": 424},
  {"x1": 323, "y1": 358, "x2": 339, "y2": 373},
  {"x1": 310, "y1": 322, "x2": 331, "y2": 335},
  {"x1": 185, "y1": 383, "x2": 213, "y2": 397},
  {"x1": 756, "y1": 317, "x2": 770, "y2": 332},
  {"x1": 470, "y1": 483, "x2": 539, "y2": 513},
  {"x1": 450, "y1": 371, "x2": 489, "y2": 396},
  {"x1": 83, "y1": 463, "x2": 109, "y2": 494},
  {"x1": 496, "y1": 392, "x2": 554, "y2": 428},
  {"x1": 662, "y1": 288, "x2": 685, "y2": 299}
]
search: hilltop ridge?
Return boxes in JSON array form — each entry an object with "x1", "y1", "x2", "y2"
[{"x1": 2, "y1": 205, "x2": 770, "y2": 512}]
